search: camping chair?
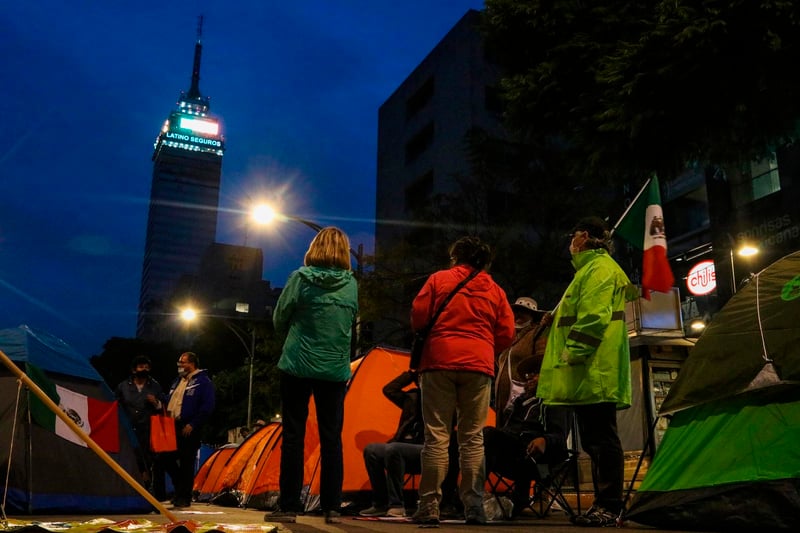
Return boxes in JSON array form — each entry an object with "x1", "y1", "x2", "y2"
[{"x1": 487, "y1": 447, "x2": 580, "y2": 520}]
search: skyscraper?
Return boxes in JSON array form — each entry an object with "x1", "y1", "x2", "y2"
[{"x1": 137, "y1": 18, "x2": 225, "y2": 340}]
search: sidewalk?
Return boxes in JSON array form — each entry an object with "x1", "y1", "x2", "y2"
[{"x1": 4, "y1": 503, "x2": 711, "y2": 533}]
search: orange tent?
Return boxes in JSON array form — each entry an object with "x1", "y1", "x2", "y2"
[
  {"x1": 193, "y1": 443, "x2": 238, "y2": 502},
  {"x1": 194, "y1": 346, "x2": 495, "y2": 511}
]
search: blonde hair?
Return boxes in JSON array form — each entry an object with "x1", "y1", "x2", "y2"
[{"x1": 304, "y1": 226, "x2": 352, "y2": 270}]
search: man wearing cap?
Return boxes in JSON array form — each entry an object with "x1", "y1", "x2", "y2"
[
  {"x1": 484, "y1": 355, "x2": 570, "y2": 517},
  {"x1": 538, "y1": 216, "x2": 639, "y2": 527},
  {"x1": 495, "y1": 297, "x2": 550, "y2": 428}
]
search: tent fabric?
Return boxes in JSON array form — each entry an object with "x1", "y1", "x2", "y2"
[
  {"x1": 626, "y1": 252, "x2": 800, "y2": 531},
  {"x1": 196, "y1": 346, "x2": 497, "y2": 511},
  {"x1": 0, "y1": 325, "x2": 150, "y2": 514},
  {"x1": 193, "y1": 444, "x2": 239, "y2": 502},
  {"x1": 627, "y1": 391, "x2": 800, "y2": 531},
  {"x1": 196, "y1": 346, "x2": 417, "y2": 510},
  {"x1": 0, "y1": 325, "x2": 102, "y2": 381},
  {"x1": 659, "y1": 250, "x2": 800, "y2": 415}
]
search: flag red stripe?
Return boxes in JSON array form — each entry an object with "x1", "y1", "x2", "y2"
[
  {"x1": 642, "y1": 245, "x2": 675, "y2": 295},
  {"x1": 87, "y1": 398, "x2": 120, "y2": 453}
]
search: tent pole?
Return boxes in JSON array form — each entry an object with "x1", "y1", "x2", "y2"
[
  {"x1": 0, "y1": 349, "x2": 177, "y2": 522},
  {"x1": 620, "y1": 415, "x2": 660, "y2": 524}
]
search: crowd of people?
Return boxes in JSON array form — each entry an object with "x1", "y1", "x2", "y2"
[{"x1": 116, "y1": 216, "x2": 635, "y2": 528}]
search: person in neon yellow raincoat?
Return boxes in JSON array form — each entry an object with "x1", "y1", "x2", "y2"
[{"x1": 538, "y1": 216, "x2": 639, "y2": 528}]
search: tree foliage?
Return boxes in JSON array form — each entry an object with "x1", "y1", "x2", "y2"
[{"x1": 482, "y1": 0, "x2": 800, "y2": 180}]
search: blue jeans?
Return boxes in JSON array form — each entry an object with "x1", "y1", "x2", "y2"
[
  {"x1": 278, "y1": 370, "x2": 347, "y2": 513},
  {"x1": 364, "y1": 441, "x2": 422, "y2": 507}
]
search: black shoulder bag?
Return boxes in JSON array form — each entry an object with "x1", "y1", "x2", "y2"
[{"x1": 410, "y1": 269, "x2": 480, "y2": 369}]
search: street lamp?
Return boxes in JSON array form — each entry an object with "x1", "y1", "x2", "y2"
[
  {"x1": 180, "y1": 307, "x2": 257, "y2": 429},
  {"x1": 250, "y1": 203, "x2": 364, "y2": 356},
  {"x1": 729, "y1": 243, "x2": 760, "y2": 294}
]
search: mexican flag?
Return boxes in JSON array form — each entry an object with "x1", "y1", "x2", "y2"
[
  {"x1": 614, "y1": 175, "x2": 675, "y2": 299},
  {"x1": 26, "y1": 363, "x2": 120, "y2": 453}
]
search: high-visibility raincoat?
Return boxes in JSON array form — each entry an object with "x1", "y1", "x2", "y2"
[{"x1": 538, "y1": 249, "x2": 638, "y2": 409}]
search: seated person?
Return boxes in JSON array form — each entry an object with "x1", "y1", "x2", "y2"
[
  {"x1": 484, "y1": 355, "x2": 570, "y2": 517},
  {"x1": 494, "y1": 297, "x2": 550, "y2": 428},
  {"x1": 361, "y1": 370, "x2": 460, "y2": 518},
  {"x1": 361, "y1": 370, "x2": 424, "y2": 517}
]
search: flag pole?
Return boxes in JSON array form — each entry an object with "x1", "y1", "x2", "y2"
[
  {"x1": 609, "y1": 176, "x2": 653, "y2": 237},
  {"x1": 0, "y1": 349, "x2": 178, "y2": 522}
]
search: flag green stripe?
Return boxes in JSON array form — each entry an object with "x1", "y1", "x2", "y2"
[{"x1": 25, "y1": 362, "x2": 60, "y2": 429}]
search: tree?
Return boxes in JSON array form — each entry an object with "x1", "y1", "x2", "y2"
[{"x1": 482, "y1": 0, "x2": 800, "y2": 181}]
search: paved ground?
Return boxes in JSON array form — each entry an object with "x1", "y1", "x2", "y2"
[{"x1": 4, "y1": 503, "x2": 712, "y2": 533}]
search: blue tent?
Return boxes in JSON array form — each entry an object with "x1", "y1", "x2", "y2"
[{"x1": 0, "y1": 325, "x2": 151, "y2": 513}]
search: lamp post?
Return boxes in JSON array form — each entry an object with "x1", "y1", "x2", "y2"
[
  {"x1": 729, "y1": 243, "x2": 759, "y2": 294},
  {"x1": 251, "y1": 204, "x2": 364, "y2": 355},
  {"x1": 180, "y1": 308, "x2": 257, "y2": 429}
]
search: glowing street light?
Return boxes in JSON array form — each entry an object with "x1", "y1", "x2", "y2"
[
  {"x1": 730, "y1": 242, "x2": 760, "y2": 294},
  {"x1": 249, "y1": 203, "x2": 364, "y2": 357},
  {"x1": 180, "y1": 306, "x2": 257, "y2": 429}
]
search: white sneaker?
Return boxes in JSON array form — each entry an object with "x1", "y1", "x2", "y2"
[{"x1": 387, "y1": 506, "x2": 406, "y2": 517}]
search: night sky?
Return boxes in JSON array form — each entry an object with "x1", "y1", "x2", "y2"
[{"x1": 0, "y1": 1, "x2": 484, "y2": 356}]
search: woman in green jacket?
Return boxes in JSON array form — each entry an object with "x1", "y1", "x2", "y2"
[
  {"x1": 538, "y1": 217, "x2": 638, "y2": 528},
  {"x1": 265, "y1": 227, "x2": 358, "y2": 525}
]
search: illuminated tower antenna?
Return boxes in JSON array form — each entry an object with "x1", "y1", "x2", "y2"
[
  {"x1": 180, "y1": 15, "x2": 210, "y2": 113},
  {"x1": 187, "y1": 15, "x2": 204, "y2": 101}
]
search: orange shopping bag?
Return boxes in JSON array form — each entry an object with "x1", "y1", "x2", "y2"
[{"x1": 150, "y1": 411, "x2": 177, "y2": 452}]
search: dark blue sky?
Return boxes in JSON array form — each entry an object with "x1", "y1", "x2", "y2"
[{"x1": 0, "y1": 1, "x2": 484, "y2": 356}]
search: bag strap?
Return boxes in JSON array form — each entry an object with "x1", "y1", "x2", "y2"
[{"x1": 422, "y1": 268, "x2": 480, "y2": 333}]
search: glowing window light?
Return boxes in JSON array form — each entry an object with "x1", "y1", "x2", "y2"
[{"x1": 180, "y1": 117, "x2": 219, "y2": 135}]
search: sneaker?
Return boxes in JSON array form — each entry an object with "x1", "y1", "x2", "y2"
[
  {"x1": 387, "y1": 506, "x2": 406, "y2": 517},
  {"x1": 263, "y1": 510, "x2": 297, "y2": 523},
  {"x1": 359, "y1": 505, "x2": 388, "y2": 517},
  {"x1": 465, "y1": 506, "x2": 487, "y2": 525},
  {"x1": 324, "y1": 510, "x2": 342, "y2": 524},
  {"x1": 412, "y1": 500, "x2": 440, "y2": 525},
  {"x1": 170, "y1": 500, "x2": 190, "y2": 509},
  {"x1": 572, "y1": 506, "x2": 619, "y2": 527}
]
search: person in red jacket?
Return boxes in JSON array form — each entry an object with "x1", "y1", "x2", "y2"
[{"x1": 410, "y1": 236, "x2": 515, "y2": 525}]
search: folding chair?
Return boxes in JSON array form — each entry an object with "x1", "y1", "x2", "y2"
[{"x1": 487, "y1": 447, "x2": 580, "y2": 520}]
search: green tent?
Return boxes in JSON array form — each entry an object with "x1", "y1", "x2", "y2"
[{"x1": 627, "y1": 250, "x2": 800, "y2": 531}]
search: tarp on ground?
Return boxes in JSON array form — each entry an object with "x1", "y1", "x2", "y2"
[
  {"x1": 0, "y1": 325, "x2": 151, "y2": 513},
  {"x1": 627, "y1": 251, "x2": 800, "y2": 531}
]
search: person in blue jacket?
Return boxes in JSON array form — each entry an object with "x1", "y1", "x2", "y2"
[
  {"x1": 264, "y1": 226, "x2": 358, "y2": 525},
  {"x1": 161, "y1": 351, "x2": 215, "y2": 508}
]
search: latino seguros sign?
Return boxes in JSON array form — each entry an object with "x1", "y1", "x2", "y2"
[{"x1": 687, "y1": 260, "x2": 716, "y2": 296}]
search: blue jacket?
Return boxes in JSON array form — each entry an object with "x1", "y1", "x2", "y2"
[{"x1": 168, "y1": 369, "x2": 215, "y2": 430}]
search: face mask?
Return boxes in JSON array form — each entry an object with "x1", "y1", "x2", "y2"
[
  {"x1": 515, "y1": 320, "x2": 531, "y2": 330},
  {"x1": 134, "y1": 370, "x2": 149, "y2": 379},
  {"x1": 178, "y1": 367, "x2": 189, "y2": 377}
]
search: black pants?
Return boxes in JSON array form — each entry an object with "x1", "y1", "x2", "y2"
[
  {"x1": 574, "y1": 402, "x2": 624, "y2": 514},
  {"x1": 484, "y1": 427, "x2": 542, "y2": 506},
  {"x1": 278, "y1": 370, "x2": 347, "y2": 513},
  {"x1": 159, "y1": 422, "x2": 200, "y2": 505}
]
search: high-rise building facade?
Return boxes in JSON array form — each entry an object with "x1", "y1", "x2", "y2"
[
  {"x1": 374, "y1": 10, "x2": 507, "y2": 345},
  {"x1": 376, "y1": 10, "x2": 504, "y2": 251},
  {"x1": 137, "y1": 22, "x2": 225, "y2": 340}
]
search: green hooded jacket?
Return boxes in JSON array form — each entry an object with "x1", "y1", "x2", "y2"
[
  {"x1": 274, "y1": 265, "x2": 358, "y2": 382},
  {"x1": 538, "y1": 249, "x2": 637, "y2": 409}
]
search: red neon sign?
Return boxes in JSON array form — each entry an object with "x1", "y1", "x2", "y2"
[{"x1": 687, "y1": 260, "x2": 716, "y2": 296}]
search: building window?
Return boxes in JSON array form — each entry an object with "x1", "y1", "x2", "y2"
[
  {"x1": 405, "y1": 170, "x2": 434, "y2": 212},
  {"x1": 731, "y1": 153, "x2": 781, "y2": 208},
  {"x1": 405, "y1": 122, "x2": 435, "y2": 165},
  {"x1": 406, "y1": 77, "x2": 434, "y2": 120}
]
